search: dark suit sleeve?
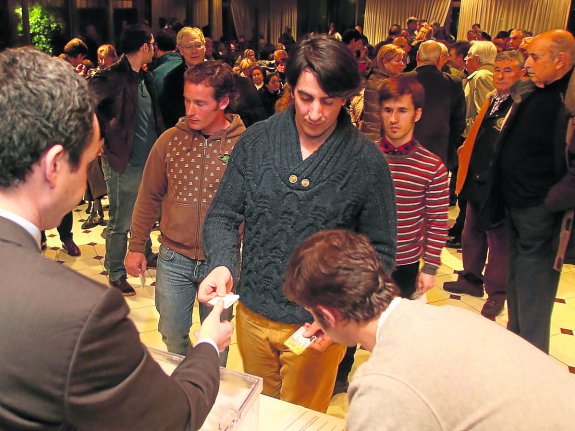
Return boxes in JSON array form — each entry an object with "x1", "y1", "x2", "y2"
[
  {"x1": 64, "y1": 288, "x2": 219, "y2": 431},
  {"x1": 448, "y1": 75, "x2": 466, "y2": 167},
  {"x1": 545, "y1": 122, "x2": 575, "y2": 212}
]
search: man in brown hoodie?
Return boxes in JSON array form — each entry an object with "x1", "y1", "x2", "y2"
[{"x1": 126, "y1": 61, "x2": 245, "y2": 364}]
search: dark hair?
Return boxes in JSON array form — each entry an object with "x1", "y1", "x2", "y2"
[
  {"x1": 378, "y1": 75, "x2": 425, "y2": 110},
  {"x1": 63, "y1": 38, "x2": 88, "y2": 58},
  {"x1": 184, "y1": 60, "x2": 237, "y2": 101},
  {"x1": 450, "y1": 40, "x2": 471, "y2": 58},
  {"x1": 389, "y1": 24, "x2": 401, "y2": 36},
  {"x1": 342, "y1": 28, "x2": 361, "y2": 45},
  {"x1": 264, "y1": 71, "x2": 280, "y2": 85},
  {"x1": 481, "y1": 31, "x2": 492, "y2": 41},
  {"x1": 283, "y1": 230, "x2": 398, "y2": 323},
  {"x1": 286, "y1": 34, "x2": 360, "y2": 99},
  {"x1": 0, "y1": 47, "x2": 95, "y2": 187},
  {"x1": 495, "y1": 30, "x2": 510, "y2": 39},
  {"x1": 155, "y1": 28, "x2": 177, "y2": 51},
  {"x1": 120, "y1": 24, "x2": 153, "y2": 54}
]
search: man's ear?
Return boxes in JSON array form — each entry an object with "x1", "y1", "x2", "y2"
[
  {"x1": 42, "y1": 144, "x2": 66, "y2": 189},
  {"x1": 555, "y1": 51, "x2": 567, "y2": 70},
  {"x1": 218, "y1": 96, "x2": 230, "y2": 111},
  {"x1": 317, "y1": 305, "x2": 339, "y2": 327},
  {"x1": 414, "y1": 107, "x2": 423, "y2": 123}
]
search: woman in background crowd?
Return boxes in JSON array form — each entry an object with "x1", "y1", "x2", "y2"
[
  {"x1": 250, "y1": 65, "x2": 265, "y2": 91},
  {"x1": 259, "y1": 72, "x2": 282, "y2": 118},
  {"x1": 360, "y1": 44, "x2": 405, "y2": 141}
]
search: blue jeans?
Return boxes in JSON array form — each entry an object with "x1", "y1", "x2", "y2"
[
  {"x1": 505, "y1": 204, "x2": 561, "y2": 353},
  {"x1": 102, "y1": 160, "x2": 153, "y2": 282},
  {"x1": 156, "y1": 244, "x2": 233, "y2": 366}
]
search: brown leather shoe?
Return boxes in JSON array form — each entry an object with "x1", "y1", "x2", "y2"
[
  {"x1": 481, "y1": 297, "x2": 505, "y2": 319},
  {"x1": 443, "y1": 279, "x2": 484, "y2": 297},
  {"x1": 110, "y1": 276, "x2": 136, "y2": 297}
]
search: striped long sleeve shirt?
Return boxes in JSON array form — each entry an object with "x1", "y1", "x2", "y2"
[{"x1": 381, "y1": 141, "x2": 449, "y2": 274}]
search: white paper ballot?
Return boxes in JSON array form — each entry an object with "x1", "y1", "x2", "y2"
[{"x1": 208, "y1": 293, "x2": 240, "y2": 309}]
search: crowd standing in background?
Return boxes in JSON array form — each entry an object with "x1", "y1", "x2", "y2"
[{"x1": 2, "y1": 12, "x2": 575, "y2": 429}]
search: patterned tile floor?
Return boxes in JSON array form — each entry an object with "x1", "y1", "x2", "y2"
[{"x1": 42, "y1": 202, "x2": 575, "y2": 417}]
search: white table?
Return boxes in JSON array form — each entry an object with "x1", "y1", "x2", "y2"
[{"x1": 260, "y1": 395, "x2": 345, "y2": 431}]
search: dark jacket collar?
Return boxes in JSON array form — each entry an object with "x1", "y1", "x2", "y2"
[{"x1": 415, "y1": 64, "x2": 440, "y2": 73}]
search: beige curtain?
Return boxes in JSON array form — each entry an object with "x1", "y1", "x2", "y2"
[
  {"x1": 258, "y1": 0, "x2": 270, "y2": 42},
  {"x1": 364, "y1": 0, "x2": 451, "y2": 46},
  {"x1": 457, "y1": 0, "x2": 570, "y2": 40},
  {"x1": 212, "y1": 0, "x2": 223, "y2": 41},
  {"x1": 231, "y1": 0, "x2": 297, "y2": 44},
  {"x1": 151, "y1": 0, "x2": 186, "y2": 33},
  {"x1": 191, "y1": 0, "x2": 209, "y2": 29},
  {"x1": 268, "y1": 0, "x2": 297, "y2": 45},
  {"x1": 230, "y1": 0, "x2": 254, "y2": 40}
]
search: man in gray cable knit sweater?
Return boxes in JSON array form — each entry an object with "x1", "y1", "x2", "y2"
[
  {"x1": 284, "y1": 230, "x2": 575, "y2": 430},
  {"x1": 198, "y1": 34, "x2": 397, "y2": 412}
]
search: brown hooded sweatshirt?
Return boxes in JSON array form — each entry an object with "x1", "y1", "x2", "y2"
[{"x1": 128, "y1": 113, "x2": 246, "y2": 260}]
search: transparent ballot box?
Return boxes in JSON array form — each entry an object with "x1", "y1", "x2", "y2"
[{"x1": 148, "y1": 348, "x2": 263, "y2": 431}]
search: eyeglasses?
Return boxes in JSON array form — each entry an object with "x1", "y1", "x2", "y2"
[{"x1": 179, "y1": 42, "x2": 205, "y2": 50}]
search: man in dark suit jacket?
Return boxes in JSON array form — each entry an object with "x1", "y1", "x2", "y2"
[
  {"x1": 404, "y1": 40, "x2": 466, "y2": 168},
  {"x1": 0, "y1": 47, "x2": 232, "y2": 431}
]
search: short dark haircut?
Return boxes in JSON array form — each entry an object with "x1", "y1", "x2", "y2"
[
  {"x1": 120, "y1": 24, "x2": 153, "y2": 54},
  {"x1": 472, "y1": 23, "x2": 481, "y2": 28},
  {"x1": 63, "y1": 38, "x2": 88, "y2": 58},
  {"x1": 155, "y1": 28, "x2": 177, "y2": 51},
  {"x1": 184, "y1": 60, "x2": 237, "y2": 101},
  {"x1": 450, "y1": 40, "x2": 471, "y2": 58},
  {"x1": 286, "y1": 34, "x2": 360, "y2": 99},
  {"x1": 342, "y1": 28, "x2": 362, "y2": 45},
  {"x1": 389, "y1": 24, "x2": 401, "y2": 36},
  {"x1": 284, "y1": 230, "x2": 398, "y2": 324},
  {"x1": 264, "y1": 71, "x2": 279, "y2": 85},
  {"x1": 0, "y1": 47, "x2": 95, "y2": 188},
  {"x1": 378, "y1": 75, "x2": 425, "y2": 110},
  {"x1": 495, "y1": 30, "x2": 510, "y2": 39}
]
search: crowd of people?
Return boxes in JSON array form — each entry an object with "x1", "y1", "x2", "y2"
[{"x1": 1, "y1": 13, "x2": 575, "y2": 430}]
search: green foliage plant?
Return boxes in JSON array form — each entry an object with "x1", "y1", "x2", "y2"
[{"x1": 15, "y1": 5, "x2": 63, "y2": 55}]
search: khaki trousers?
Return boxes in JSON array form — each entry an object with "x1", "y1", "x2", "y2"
[{"x1": 236, "y1": 302, "x2": 346, "y2": 412}]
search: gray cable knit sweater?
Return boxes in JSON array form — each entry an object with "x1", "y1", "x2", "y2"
[{"x1": 203, "y1": 107, "x2": 397, "y2": 323}]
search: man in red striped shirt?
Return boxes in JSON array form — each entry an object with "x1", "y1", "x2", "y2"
[{"x1": 378, "y1": 76, "x2": 449, "y2": 298}]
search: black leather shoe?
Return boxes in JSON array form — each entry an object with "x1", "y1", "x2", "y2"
[
  {"x1": 443, "y1": 279, "x2": 484, "y2": 297},
  {"x1": 110, "y1": 276, "x2": 136, "y2": 297},
  {"x1": 446, "y1": 236, "x2": 461, "y2": 248},
  {"x1": 81, "y1": 212, "x2": 107, "y2": 230},
  {"x1": 331, "y1": 379, "x2": 349, "y2": 396}
]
